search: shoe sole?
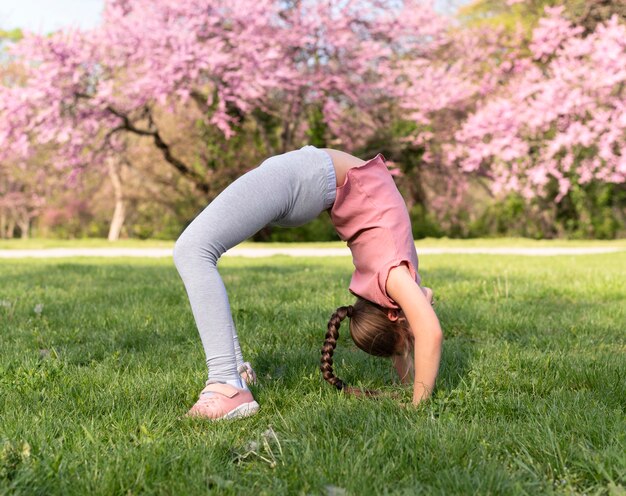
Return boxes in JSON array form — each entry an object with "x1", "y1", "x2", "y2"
[{"x1": 222, "y1": 401, "x2": 260, "y2": 420}]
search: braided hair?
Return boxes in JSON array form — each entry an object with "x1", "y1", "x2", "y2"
[
  {"x1": 320, "y1": 305, "x2": 353, "y2": 391},
  {"x1": 320, "y1": 304, "x2": 383, "y2": 397},
  {"x1": 321, "y1": 298, "x2": 414, "y2": 398}
]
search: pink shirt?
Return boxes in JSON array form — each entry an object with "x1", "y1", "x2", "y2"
[{"x1": 330, "y1": 153, "x2": 421, "y2": 309}]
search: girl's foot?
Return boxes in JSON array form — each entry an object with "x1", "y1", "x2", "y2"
[
  {"x1": 238, "y1": 361, "x2": 258, "y2": 386},
  {"x1": 186, "y1": 382, "x2": 259, "y2": 420}
]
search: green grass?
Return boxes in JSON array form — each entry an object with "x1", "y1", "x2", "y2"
[
  {"x1": 1, "y1": 237, "x2": 626, "y2": 250},
  {"x1": 1, "y1": 253, "x2": 625, "y2": 495}
]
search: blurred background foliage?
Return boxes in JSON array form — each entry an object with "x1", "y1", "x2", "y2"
[{"x1": 0, "y1": 0, "x2": 624, "y2": 241}]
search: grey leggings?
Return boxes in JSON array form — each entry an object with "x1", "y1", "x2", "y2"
[{"x1": 173, "y1": 145, "x2": 336, "y2": 382}]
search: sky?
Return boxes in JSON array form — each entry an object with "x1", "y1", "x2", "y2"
[
  {"x1": 0, "y1": 0, "x2": 467, "y2": 34},
  {"x1": 0, "y1": 0, "x2": 104, "y2": 33}
]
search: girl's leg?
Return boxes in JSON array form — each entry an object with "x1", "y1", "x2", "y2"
[
  {"x1": 173, "y1": 162, "x2": 293, "y2": 384},
  {"x1": 173, "y1": 145, "x2": 336, "y2": 388}
]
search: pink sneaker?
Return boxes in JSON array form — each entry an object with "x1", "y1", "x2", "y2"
[{"x1": 186, "y1": 382, "x2": 259, "y2": 420}]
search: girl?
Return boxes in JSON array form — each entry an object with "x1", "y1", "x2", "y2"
[{"x1": 173, "y1": 145, "x2": 442, "y2": 420}]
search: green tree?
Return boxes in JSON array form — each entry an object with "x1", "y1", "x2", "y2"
[
  {"x1": 458, "y1": 0, "x2": 626, "y2": 34},
  {"x1": 0, "y1": 28, "x2": 22, "y2": 44}
]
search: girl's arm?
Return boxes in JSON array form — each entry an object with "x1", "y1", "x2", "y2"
[
  {"x1": 391, "y1": 286, "x2": 433, "y2": 384},
  {"x1": 386, "y1": 265, "x2": 443, "y2": 405}
]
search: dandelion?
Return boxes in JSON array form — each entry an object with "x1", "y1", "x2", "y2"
[
  {"x1": 233, "y1": 425, "x2": 284, "y2": 468},
  {"x1": 34, "y1": 303, "x2": 44, "y2": 315},
  {"x1": 0, "y1": 300, "x2": 11, "y2": 308}
]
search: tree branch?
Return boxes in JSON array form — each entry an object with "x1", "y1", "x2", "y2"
[{"x1": 106, "y1": 105, "x2": 210, "y2": 194}]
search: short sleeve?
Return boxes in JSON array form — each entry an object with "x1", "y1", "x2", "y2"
[{"x1": 377, "y1": 258, "x2": 419, "y2": 309}]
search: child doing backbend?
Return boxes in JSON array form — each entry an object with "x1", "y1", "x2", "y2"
[{"x1": 173, "y1": 145, "x2": 442, "y2": 420}]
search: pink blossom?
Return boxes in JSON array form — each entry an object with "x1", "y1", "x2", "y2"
[{"x1": 447, "y1": 7, "x2": 626, "y2": 202}]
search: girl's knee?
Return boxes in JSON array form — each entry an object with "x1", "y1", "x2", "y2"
[
  {"x1": 173, "y1": 234, "x2": 192, "y2": 271},
  {"x1": 173, "y1": 231, "x2": 222, "y2": 269}
]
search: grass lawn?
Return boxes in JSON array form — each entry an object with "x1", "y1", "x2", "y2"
[{"x1": 1, "y1": 252, "x2": 624, "y2": 495}]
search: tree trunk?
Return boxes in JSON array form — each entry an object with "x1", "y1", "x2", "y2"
[
  {"x1": 18, "y1": 217, "x2": 29, "y2": 239},
  {"x1": 0, "y1": 208, "x2": 6, "y2": 239},
  {"x1": 6, "y1": 217, "x2": 15, "y2": 239},
  {"x1": 107, "y1": 158, "x2": 126, "y2": 242}
]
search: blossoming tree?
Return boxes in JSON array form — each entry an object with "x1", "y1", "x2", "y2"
[
  {"x1": 446, "y1": 7, "x2": 626, "y2": 204},
  {"x1": 0, "y1": 0, "x2": 447, "y2": 195}
]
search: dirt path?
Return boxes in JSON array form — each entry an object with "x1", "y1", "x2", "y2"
[{"x1": 0, "y1": 246, "x2": 623, "y2": 259}]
